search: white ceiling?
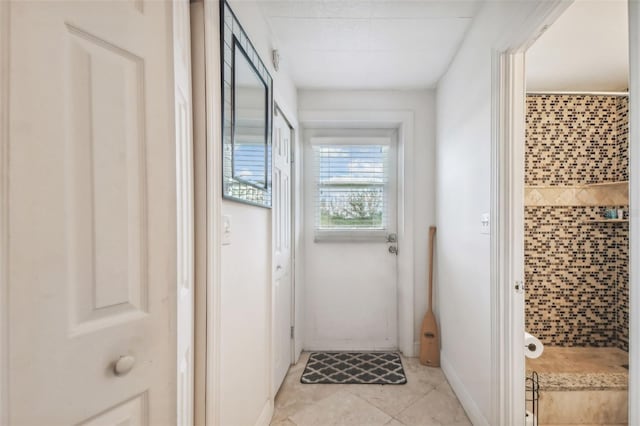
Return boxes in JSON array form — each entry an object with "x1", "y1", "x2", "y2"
[
  {"x1": 256, "y1": 1, "x2": 480, "y2": 89},
  {"x1": 526, "y1": 0, "x2": 629, "y2": 92}
]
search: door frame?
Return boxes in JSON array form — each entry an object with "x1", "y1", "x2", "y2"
[
  {"x1": 190, "y1": 2, "x2": 209, "y2": 425},
  {"x1": 629, "y1": 3, "x2": 640, "y2": 420},
  {"x1": 298, "y1": 109, "x2": 415, "y2": 356},
  {"x1": 490, "y1": 2, "x2": 571, "y2": 423},
  {"x1": 0, "y1": 0, "x2": 9, "y2": 423},
  {"x1": 202, "y1": 0, "x2": 223, "y2": 425},
  {"x1": 173, "y1": 1, "x2": 195, "y2": 424},
  {"x1": 490, "y1": 1, "x2": 640, "y2": 424}
]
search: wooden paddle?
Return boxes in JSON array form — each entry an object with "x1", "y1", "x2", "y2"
[{"x1": 419, "y1": 226, "x2": 440, "y2": 367}]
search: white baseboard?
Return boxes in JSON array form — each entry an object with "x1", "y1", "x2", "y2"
[
  {"x1": 255, "y1": 399, "x2": 274, "y2": 426},
  {"x1": 441, "y1": 355, "x2": 490, "y2": 426},
  {"x1": 304, "y1": 340, "x2": 398, "y2": 352},
  {"x1": 413, "y1": 341, "x2": 420, "y2": 357}
]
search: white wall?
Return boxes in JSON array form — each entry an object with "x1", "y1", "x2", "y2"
[
  {"x1": 298, "y1": 90, "x2": 436, "y2": 355},
  {"x1": 527, "y1": 0, "x2": 628, "y2": 92},
  {"x1": 435, "y1": 2, "x2": 562, "y2": 424},
  {"x1": 220, "y1": 2, "x2": 298, "y2": 425}
]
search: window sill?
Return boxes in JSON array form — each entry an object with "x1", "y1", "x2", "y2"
[{"x1": 314, "y1": 230, "x2": 389, "y2": 243}]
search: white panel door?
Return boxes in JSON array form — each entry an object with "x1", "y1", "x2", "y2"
[
  {"x1": 273, "y1": 110, "x2": 293, "y2": 395},
  {"x1": 7, "y1": 1, "x2": 178, "y2": 425}
]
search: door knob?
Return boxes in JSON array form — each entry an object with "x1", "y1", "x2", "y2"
[
  {"x1": 388, "y1": 246, "x2": 398, "y2": 255},
  {"x1": 114, "y1": 355, "x2": 135, "y2": 376}
]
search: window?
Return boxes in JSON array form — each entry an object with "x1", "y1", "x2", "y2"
[{"x1": 313, "y1": 139, "x2": 392, "y2": 240}]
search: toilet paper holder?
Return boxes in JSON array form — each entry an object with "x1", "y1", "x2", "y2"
[{"x1": 524, "y1": 332, "x2": 544, "y2": 359}]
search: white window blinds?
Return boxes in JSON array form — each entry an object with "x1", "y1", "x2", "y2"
[{"x1": 313, "y1": 143, "x2": 390, "y2": 236}]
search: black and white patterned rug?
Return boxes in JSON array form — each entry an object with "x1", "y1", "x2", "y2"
[{"x1": 300, "y1": 352, "x2": 407, "y2": 385}]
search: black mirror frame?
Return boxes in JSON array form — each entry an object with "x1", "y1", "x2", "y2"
[{"x1": 221, "y1": 0, "x2": 273, "y2": 208}]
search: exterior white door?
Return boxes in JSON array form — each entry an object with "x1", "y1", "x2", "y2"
[
  {"x1": 6, "y1": 1, "x2": 182, "y2": 425},
  {"x1": 273, "y1": 109, "x2": 294, "y2": 395},
  {"x1": 304, "y1": 134, "x2": 398, "y2": 350}
]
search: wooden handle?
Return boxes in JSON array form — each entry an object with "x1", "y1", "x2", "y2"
[{"x1": 428, "y1": 226, "x2": 436, "y2": 311}]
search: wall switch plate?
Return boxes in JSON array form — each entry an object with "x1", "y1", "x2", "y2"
[
  {"x1": 480, "y1": 213, "x2": 490, "y2": 234},
  {"x1": 222, "y1": 215, "x2": 232, "y2": 245}
]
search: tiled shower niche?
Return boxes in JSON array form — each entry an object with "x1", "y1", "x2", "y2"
[{"x1": 525, "y1": 95, "x2": 629, "y2": 351}]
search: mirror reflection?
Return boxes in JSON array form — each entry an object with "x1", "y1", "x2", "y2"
[{"x1": 233, "y1": 41, "x2": 268, "y2": 188}]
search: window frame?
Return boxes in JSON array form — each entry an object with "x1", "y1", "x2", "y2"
[{"x1": 310, "y1": 136, "x2": 396, "y2": 243}]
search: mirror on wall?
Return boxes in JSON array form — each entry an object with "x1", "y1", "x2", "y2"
[
  {"x1": 233, "y1": 40, "x2": 268, "y2": 188},
  {"x1": 221, "y1": 0, "x2": 273, "y2": 208}
]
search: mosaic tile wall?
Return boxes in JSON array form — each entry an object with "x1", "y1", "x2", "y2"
[
  {"x1": 616, "y1": 96, "x2": 629, "y2": 182},
  {"x1": 525, "y1": 95, "x2": 629, "y2": 351},
  {"x1": 616, "y1": 221, "x2": 629, "y2": 351},
  {"x1": 525, "y1": 95, "x2": 621, "y2": 186},
  {"x1": 616, "y1": 95, "x2": 629, "y2": 351}
]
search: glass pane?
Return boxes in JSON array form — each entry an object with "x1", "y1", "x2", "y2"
[
  {"x1": 316, "y1": 145, "x2": 388, "y2": 230},
  {"x1": 233, "y1": 43, "x2": 267, "y2": 188}
]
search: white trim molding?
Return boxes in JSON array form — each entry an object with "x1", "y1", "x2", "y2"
[
  {"x1": 255, "y1": 399, "x2": 274, "y2": 426},
  {"x1": 490, "y1": 2, "x2": 572, "y2": 425},
  {"x1": 204, "y1": 0, "x2": 223, "y2": 424},
  {"x1": 172, "y1": 1, "x2": 196, "y2": 424},
  {"x1": 491, "y1": 49, "x2": 526, "y2": 426},
  {"x1": 190, "y1": 2, "x2": 207, "y2": 425},
  {"x1": 441, "y1": 357, "x2": 490, "y2": 426},
  {"x1": 628, "y1": 2, "x2": 640, "y2": 423},
  {"x1": 299, "y1": 109, "x2": 416, "y2": 357},
  {"x1": 0, "y1": 1, "x2": 9, "y2": 424}
]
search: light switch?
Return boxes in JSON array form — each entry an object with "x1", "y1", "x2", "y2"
[
  {"x1": 222, "y1": 215, "x2": 232, "y2": 245},
  {"x1": 480, "y1": 213, "x2": 490, "y2": 234}
]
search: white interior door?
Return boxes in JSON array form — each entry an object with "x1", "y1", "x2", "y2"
[
  {"x1": 304, "y1": 134, "x2": 398, "y2": 350},
  {"x1": 273, "y1": 109, "x2": 294, "y2": 394},
  {"x1": 7, "y1": 1, "x2": 179, "y2": 424}
]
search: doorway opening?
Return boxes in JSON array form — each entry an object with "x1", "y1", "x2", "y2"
[
  {"x1": 298, "y1": 108, "x2": 417, "y2": 360},
  {"x1": 523, "y1": 3, "x2": 630, "y2": 425},
  {"x1": 493, "y1": 1, "x2": 637, "y2": 425}
]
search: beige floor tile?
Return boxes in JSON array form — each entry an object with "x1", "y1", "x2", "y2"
[
  {"x1": 290, "y1": 389, "x2": 392, "y2": 426},
  {"x1": 433, "y1": 377, "x2": 465, "y2": 402},
  {"x1": 396, "y1": 388, "x2": 471, "y2": 426},
  {"x1": 272, "y1": 353, "x2": 345, "y2": 423},
  {"x1": 272, "y1": 381, "x2": 344, "y2": 423},
  {"x1": 345, "y1": 382, "x2": 430, "y2": 417},
  {"x1": 272, "y1": 353, "x2": 469, "y2": 426},
  {"x1": 270, "y1": 419, "x2": 297, "y2": 426},
  {"x1": 402, "y1": 358, "x2": 449, "y2": 389}
]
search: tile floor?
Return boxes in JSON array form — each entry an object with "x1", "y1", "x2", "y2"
[{"x1": 271, "y1": 352, "x2": 471, "y2": 426}]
